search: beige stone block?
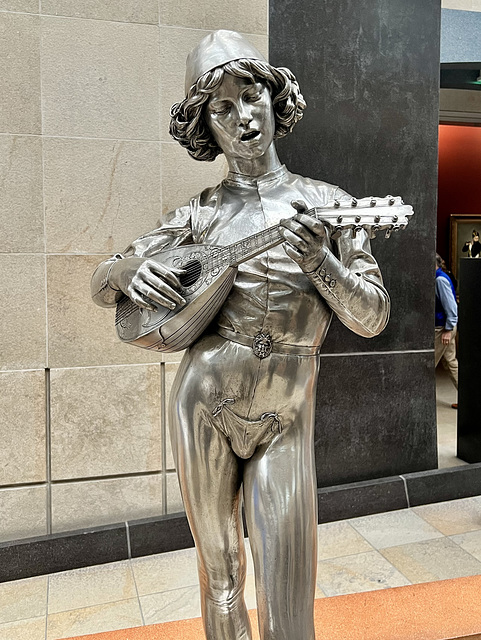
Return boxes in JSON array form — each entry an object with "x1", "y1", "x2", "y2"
[
  {"x1": 413, "y1": 496, "x2": 481, "y2": 536},
  {"x1": 159, "y1": 27, "x2": 268, "y2": 142},
  {"x1": 160, "y1": 0, "x2": 267, "y2": 35},
  {"x1": 140, "y1": 585, "x2": 201, "y2": 625},
  {"x1": 50, "y1": 365, "x2": 161, "y2": 480},
  {"x1": 0, "y1": 13, "x2": 41, "y2": 134},
  {"x1": 132, "y1": 547, "x2": 198, "y2": 596},
  {"x1": 0, "y1": 136, "x2": 44, "y2": 253},
  {"x1": 0, "y1": 254, "x2": 46, "y2": 371},
  {"x1": 47, "y1": 254, "x2": 162, "y2": 367},
  {"x1": 44, "y1": 138, "x2": 161, "y2": 254},
  {"x1": 46, "y1": 599, "x2": 142, "y2": 640},
  {"x1": 41, "y1": 0, "x2": 158, "y2": 23},
  {"x1": 48, "y1": 561, "x2": 135, "y2": 613},
  {"x1": 0, "y1": 486, "x2": 47, "y2": 543},
  {"x1": 51, "y1": 475, "x2": 163, "y2": 532},
  {"x1": 0, "y1": 576, "x2": 47, "y2": 624},
  {"x1": 0, "y1": 371, "x2": 46, "y2": 485},
  {"x1": 380, "y1": 538, "x2": 481, "y2": 584},
  {"x1": 166, "y1": 471, "x2": 184, "y2": 514},
  {"x1": 161, "y1": 142, "x2": 228, "y2": 214},
  {"x1": 0, "y1": 616, "x2": 46, "y2": 640},
  {"x1": 0, "y1": 0, "x2": 38, "y2": 13},
  {"x1": 41, "y1": 17, "x2": 160, "y2": 139}
]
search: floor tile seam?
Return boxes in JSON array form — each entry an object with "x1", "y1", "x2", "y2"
[
  {"x1": 0, "y1": 132, "x2": 162, "y2": 144},
  {"x1": 0, "y1": 614, "x2": 47, "y2": 630},
  {"x1": 136, "y1": 582, "x2": 201, "y2": 600},
  {"x1": 129, "y1": 555, "x2": 146, "y2": 626},
  {"x1": 0, "y1": 610, "x2": 48, "y2": 629},
  {"x1": 317, "y1": 546, "x2": 395, "y2": 566},
  {"x1": 446, "y1": 533, "x2": 481, "y2": 563},
  {"x1": 0, "y1": 9, "x2": 161, "y2": 27},
  {"x1": 46, "y1": 595, "x2": 142, "y2": 618}
]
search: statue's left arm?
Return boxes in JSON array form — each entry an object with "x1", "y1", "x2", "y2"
[{"x1": 280, "y1": 210, "x2": 390, "y2": 338}]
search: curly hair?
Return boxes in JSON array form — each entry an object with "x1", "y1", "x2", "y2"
[{"x1": 169, "y1": 59, "x2": 306, "y2": 162}]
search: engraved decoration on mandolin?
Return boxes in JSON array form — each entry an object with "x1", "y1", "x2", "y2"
[{"x1": 115, "y1": 195, "x2": 413, "y2": 352}]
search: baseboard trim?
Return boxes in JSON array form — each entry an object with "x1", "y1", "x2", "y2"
[{"x1": 2, "y1": 462, "x2": 481, "y2": 583}]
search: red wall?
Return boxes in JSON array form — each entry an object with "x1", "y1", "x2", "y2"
[{"x1": 437, "y1": 124, "x2": 481, "y2": 265}]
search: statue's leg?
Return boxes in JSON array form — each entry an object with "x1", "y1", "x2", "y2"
[
  {"x1": 169, "y1": 360, "x2": 252, "y2": 640},
  {"x1": 243, "y1": 410, "x2": 317, "y2": 640}
]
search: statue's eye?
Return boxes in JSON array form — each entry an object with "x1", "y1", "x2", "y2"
[
  {"x1": 211, "y1": 104, "x2": 230, "y2": 116},
  {"x1": 244, "y1": 91, "x2": 261, "y2": 102}
]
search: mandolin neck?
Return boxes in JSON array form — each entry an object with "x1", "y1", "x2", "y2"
[{"x1": 207, "y1": 196, "x2": 413, "y2": 270}]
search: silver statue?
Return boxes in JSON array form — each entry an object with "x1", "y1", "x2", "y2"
[{"x1": 92, "y1": 30, "x2": 390, "y2": 640}]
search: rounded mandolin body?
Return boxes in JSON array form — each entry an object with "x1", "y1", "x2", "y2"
[{"x1": 115, "y1": 245, "x2": 237, "y2": 352}]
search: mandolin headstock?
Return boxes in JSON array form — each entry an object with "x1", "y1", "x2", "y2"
[{"x1": 308, "y1": 195, "x2": 414, "y2": 239}]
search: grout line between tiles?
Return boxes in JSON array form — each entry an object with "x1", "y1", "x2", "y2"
[
  {"x1": 126, "y1": 521, "x2": 132, "y2": 560},
  {"x1": 50, "y1": 469, "x2": 163, "y2": 485},
  {"x1": 399, "y1": 474, "x2": 411, "y2": 508},
  {"x1": 45, "y1": 368, "x2": 52, "y2": 535},
  {"x1": 129, "y1": 550, "x2": 146, "y2": 626}
]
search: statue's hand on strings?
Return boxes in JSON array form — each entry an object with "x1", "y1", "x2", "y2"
[
  {"x1": 279, "y1": 200, "x2": 329, "y2": 273},
  {"x1": 108, "y1": 257, "x2": 185, "y2": 312}
]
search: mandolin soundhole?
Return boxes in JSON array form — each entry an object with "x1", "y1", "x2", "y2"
[{"x1": 179, "y1": 259, "x2": 203, "y2": 288}]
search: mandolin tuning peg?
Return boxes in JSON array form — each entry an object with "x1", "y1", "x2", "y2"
[
  {"x1": 371, "y1": 224, "x2": 381, "y2": 239},
  {"x1": 370, "y1": 197, "x2": 376, "y2": 207},
  {"x1": 351, "y1": 198, "x2": 358, "y2": 207},
  {"x1": 334, "y1": 199, "x2": 341, "y2": 208},
  {"x1": 337, "y1": 215, "x2": 343, "y2": 223},
  {"x1": 387, "y1": 195, "x2": 395, "y2": 206},
  {"x1": 392, "y1": 215, "x2": 398, "y2": 223},
  {"x1": 331, "y1": 226, "x2": 342, "y2": 240},
  {"x1": 374, "y1": 215, "x2": 381, "y2": 223},
  {"x1": 351, "y1": 225, "x2": 363, "y2": 238},
  {"x1": 393, "y1": 224, "x2": 401, "y2": 233}
]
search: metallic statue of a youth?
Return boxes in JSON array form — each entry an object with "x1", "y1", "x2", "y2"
[{"x1": 92, "y1": 30, "x2": 390, "y2": 640}]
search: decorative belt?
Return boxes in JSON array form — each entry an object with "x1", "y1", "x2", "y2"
[{"x1": 217, "y1": 327, "x2": 321, "y2": 359}]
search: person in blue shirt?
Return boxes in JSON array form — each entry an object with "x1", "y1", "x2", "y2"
[{"x1": 435, "y1": 253, "x2": 458, "y2": 406}]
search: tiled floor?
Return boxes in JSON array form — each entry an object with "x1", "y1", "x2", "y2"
[{"x1": 1, "y1": 369, "x2": 477, "y2": 640}]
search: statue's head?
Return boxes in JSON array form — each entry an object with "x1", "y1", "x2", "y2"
[{"x1": 170, "y1": 30, "x2": 306, "y2": 162}]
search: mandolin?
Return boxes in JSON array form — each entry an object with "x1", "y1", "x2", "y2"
[{"x1": 115, "y1": 195, "x2": 413, "y2": 352}]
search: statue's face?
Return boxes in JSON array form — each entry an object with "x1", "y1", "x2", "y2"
[{"x1": 205, "y1": 73, "x2": 275, "y2": 161}]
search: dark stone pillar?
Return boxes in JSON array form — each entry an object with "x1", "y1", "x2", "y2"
[
  {"x1": 270, "y1": 0, "x2": 441, "y2": 485},
  {"x1": 457, "y1": 258, "x2": 481, "y2": 463}
]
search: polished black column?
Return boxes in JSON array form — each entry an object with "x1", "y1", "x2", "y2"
[
  {"x1": 457, "y1": 258, "x2": 481, "y2": 463},
  {"x1": 270, "y1": 0, "x2": 441, "y2": 485}
]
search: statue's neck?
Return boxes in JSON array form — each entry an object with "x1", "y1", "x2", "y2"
[{"x1": 225, "y1": 143, "x2": 282, "y2": 178}]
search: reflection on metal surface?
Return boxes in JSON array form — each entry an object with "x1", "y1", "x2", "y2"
[{"x1": 91, "y1": 29, "x2": 410, "y2": 640}]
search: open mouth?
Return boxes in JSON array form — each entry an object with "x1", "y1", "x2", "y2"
[{"x1": 240, "y1": 130, "x2": 261, "y2": 142}]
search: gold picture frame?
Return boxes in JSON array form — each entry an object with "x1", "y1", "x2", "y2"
[{"x1": 449, "y1": 214, "x2": 481, "y2": 280}]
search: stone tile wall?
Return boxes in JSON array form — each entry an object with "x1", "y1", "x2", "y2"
[{"x1": 0, "y1": 1, "x2": 267, "y2": 542}]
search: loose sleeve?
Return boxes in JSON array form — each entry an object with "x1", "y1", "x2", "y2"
[
  {"x1": 91, "y1": 203, "x2": 193, "y2": 308},
  {"x1": 306, "y1": 189, "x2": 391, "y2": 338}
]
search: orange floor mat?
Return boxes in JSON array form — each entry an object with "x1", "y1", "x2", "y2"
[{"x1": 64, "y1": 575, "x2": 481, "y2": 640}]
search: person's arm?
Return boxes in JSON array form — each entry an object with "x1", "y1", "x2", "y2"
[
  {"x1": 91, "y1": 203, "x2": 193, "y2": 310},
  {"x1": 279, "y1": 191, "x2": 390, "y2": 338},
  {"x1": 435, "y1": 276, "x2": 458, "y2": 330}
]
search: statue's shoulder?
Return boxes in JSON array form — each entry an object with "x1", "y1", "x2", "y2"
[{"x1": 285, "y1": 170, "x2": 351, "y2": 203}]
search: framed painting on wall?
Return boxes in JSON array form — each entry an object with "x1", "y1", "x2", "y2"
[{"x1": 449, "y1": 215, "x2": 481, "y2": 281}]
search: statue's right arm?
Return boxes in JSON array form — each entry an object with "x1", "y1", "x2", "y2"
[{"x1": 91, "y1": 204, "x2": 193, "y2": 311}]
